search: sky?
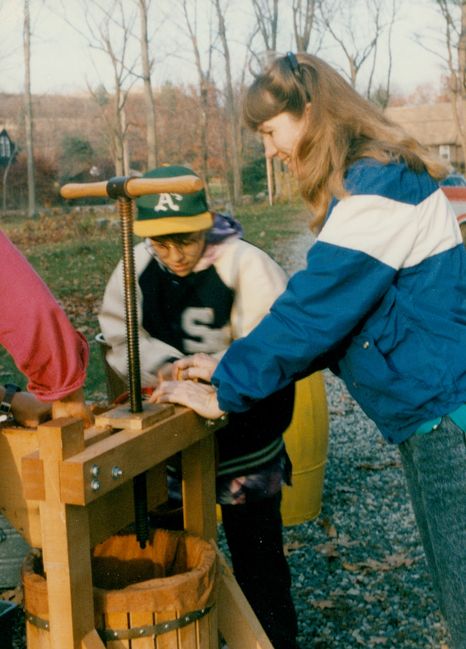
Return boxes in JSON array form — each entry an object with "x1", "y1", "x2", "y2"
[{"x1": 0, "y1": 0, "x2": 446, "y2": 98}]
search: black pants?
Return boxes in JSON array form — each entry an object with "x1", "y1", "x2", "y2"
[{"x1": 221, "y1": 492, "x2": 298, "y2": 649}]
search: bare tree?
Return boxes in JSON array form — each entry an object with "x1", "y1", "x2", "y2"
[
  {"x1": 23, "y1": 0, "x2": 36, "y2": 217},
  {"x1": 249, "y1": 0, "x2": 284, "y2": 200},
  {"x1": 292, "y1": 0, "x2": 318, "y2": 52},
  {"x1": 178, "y1": 0, "x2": 214, "y2": 194},
  {"x1": 61, "y1": 0, "x2": 139, "y2": 175},
  {"x1": 251, "y1": 0, "x2": 279, "y2": 53},
  {"x1": 317, "y1": 0, "x2": 383, "y2": 89},
  {"x1": 137, "y1": 0, "x2": 158, "y2": 169},
  {"x1": 435, "y1": 0, "x2": 466, "y2": 166},
  {"x1": 380, "y1": 0, "x2": 399, "y2": 104},
  {"x1": 213, "y1": 0, "x2": 243, "y2": 204}
]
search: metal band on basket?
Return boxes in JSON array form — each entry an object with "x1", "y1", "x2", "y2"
[{"x1": 25, "y1": 604, "x2": 213, "y2": 640}]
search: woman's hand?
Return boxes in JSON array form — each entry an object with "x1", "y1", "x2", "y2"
[
  {"x1": 150, "y1": 380, "x2": 225, "y2": 420},
  {"x1": 51, "y1": 387, "x2": 94, "y2": 428},
  {"x1": 9, "y1": 392, "x2": 52, "y2": 428},
  {"x1": 171, "y1": 353, "x2": 219, "y2": 382}
]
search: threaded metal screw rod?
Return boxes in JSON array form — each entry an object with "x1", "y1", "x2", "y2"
[
  {"x1": 108, "y1": 180, "x2": 148, "y2": 548},
  {"x1": 118, "y1": 195, "x2": 143, "y2": 414}
]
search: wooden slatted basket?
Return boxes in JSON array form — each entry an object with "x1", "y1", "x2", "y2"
[{"x1": 22, "y1": 529, "x2": 217, "y2": 649}]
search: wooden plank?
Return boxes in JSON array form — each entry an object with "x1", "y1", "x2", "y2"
[
  {"x1": 182, "y1": 438, "x2": 217, "y2": 648},
  {"x1": 196, "y1": 609, "x2": 218, "y2": 649},
  {"x1": 59, "y1": 407, "x2": 225, "y2": 506},
  {"x1": 88, "y1": 465, "x2": 167, "y2": 547},
  {"x1": 37, "y1": 418, "x2": 96, "y2": 649},
  {"x1": 154, "y1": 609, "x2": 178, "y2": 649},
  {"x1": 177, "y1": 613, "x2": 197, "y2": 649},
  {"x1": 216, "y1": 552, "x2": 273, "y2": 649},
  {"x1": 20, "y1": 422, "x2": 151, "y2": 501},
  {"x1": 104, "y1": 611, "x2": 130, "y2": 649},
  {"x1": 181, "y1": 437, "x2": 217, "y2": 541},
  {"x1": 81, "y1": 629, "x2": 106, "y2": 649},
  {"x1": 0, "y1": 426, "x2": 42, "y2": 546},
  {"x1": 129, "y1": 610, "x2": 155, "y2": 649},
  {"x1": 84, "y1": 424, "x2": 114, "y2": 445},
  {"x1": 21, "y1": 450, "x2": 44, "y2": 500},
  {"x1": 95, "y1": 402, "x2": 174, "y2": 431},
  {"x1": 25, "y1": 622, "x2": 51, "y2": 649}
]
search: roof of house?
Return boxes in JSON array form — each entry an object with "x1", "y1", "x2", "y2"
[{"x1": 385, "y1": 102, "x2": 460, "y2": 146}]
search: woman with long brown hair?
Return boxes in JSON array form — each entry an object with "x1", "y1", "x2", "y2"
[{"x1": 152, "y1": 53, "x2": 466, "y2": 649}]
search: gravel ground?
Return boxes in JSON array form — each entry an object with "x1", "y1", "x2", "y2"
[
  {"x1": 0, "y1": 229, "x2": 452, "y2": 649},
  {"x1": 281, "y1": 370, "x2": 450, "y2": 649}
]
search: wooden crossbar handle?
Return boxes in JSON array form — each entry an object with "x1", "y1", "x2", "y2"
[{"x1": 60, "y1": 175, "x2": 203, "y2": 200}]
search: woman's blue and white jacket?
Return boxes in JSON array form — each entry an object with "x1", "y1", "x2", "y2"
[{"x1": 212, "y1": 159, "x2": 466, "y2": 443}]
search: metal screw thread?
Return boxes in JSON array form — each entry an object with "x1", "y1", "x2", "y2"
[
  {"x1": 133, "y1": 473, "x2": 149, "y2": 548},
  {"x1": 118, "y1": 196, "x2": 142, "y2": 413}
]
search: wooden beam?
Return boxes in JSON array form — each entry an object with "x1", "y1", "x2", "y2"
[
  {"x1": 182, "y1": 436, "x2": 217, "y2": 541},
  {"x1": 81, "y1": 629, "x2": 106, "y2": 649},
  {"x1": 37, "y1": 418, "x2": 96, "y2": 649},
  {"x1": 59, "y1": 407, "x2": 224, "y2": 506},
  {"x1": 216, "y1": 551, "x2": 274, "y2": 649}
]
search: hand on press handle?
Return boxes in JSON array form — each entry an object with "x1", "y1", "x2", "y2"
[{"x1": 150, "y1": 379, "x2": 225, "y2": 420}]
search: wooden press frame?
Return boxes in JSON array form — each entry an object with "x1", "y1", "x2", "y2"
[
  {"x1": 20, "y1": 403, "x2": 274, "y2": 649},
  {"x1": 4, "y1": 173, "x2": 275, "y2": 648}
]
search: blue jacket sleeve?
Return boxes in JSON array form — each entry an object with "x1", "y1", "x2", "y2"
[{"x1": 212, "y1": 239, "x2": 396, "y2": 412}]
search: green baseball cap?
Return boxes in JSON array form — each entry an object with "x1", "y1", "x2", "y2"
[{"x1": 134, "y1": 165, "x2": 213, "y2": 237}]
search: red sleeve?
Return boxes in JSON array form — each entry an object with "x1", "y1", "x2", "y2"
[{"x1": 0, "y1": 231, "x2": 89, "y2": 401}]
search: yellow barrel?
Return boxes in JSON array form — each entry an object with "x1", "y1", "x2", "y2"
[{"x1": 281, "y1": 373, "x2": 329, "y2": 526}]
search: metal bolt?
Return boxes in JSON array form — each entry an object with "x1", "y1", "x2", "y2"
[
  {"x1": 90, "y1": 479, "x2": 101, "y2": 491},
  {"x1": 111, "y1": 466, "x2": 123, "y2": 479},
  {"x1": 205, "y1": 419, "x2": 216, "y2": 428},
  {"x1": 90, "y1": 464, "x2": 100, "y2": 477}
]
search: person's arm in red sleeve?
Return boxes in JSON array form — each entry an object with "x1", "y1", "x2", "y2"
[{"x1": 0, "y1": 231, "x2": 93, "y2": 426}]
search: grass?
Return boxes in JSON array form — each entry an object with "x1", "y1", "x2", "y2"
[{"x1": 0, "y1": 199, "x2": 310, "y2": 402}]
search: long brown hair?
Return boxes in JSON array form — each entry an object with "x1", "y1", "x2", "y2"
[{"x1": 244, "y1": 53, "x2": 447, "y2": 229}]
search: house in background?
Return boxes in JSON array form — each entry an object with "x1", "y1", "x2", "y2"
[{"x1": 385, "y1": 102, "x2": 464, "y2": 171}]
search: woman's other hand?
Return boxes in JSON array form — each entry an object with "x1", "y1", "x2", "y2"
[
  {"x1": 171, "y1": 353, "x2": 219, "y2": 383},
  {"x1": 150, "y1": 380, "x2": 225, "y2": 420}
]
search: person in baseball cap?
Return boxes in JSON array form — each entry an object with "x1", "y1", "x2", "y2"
[
  {"x1": 99, "y1": 164, "x2": 299, "y2": 649},
  {"x1": 133, "y1": 165, "x2": 213, "y2": 237}
]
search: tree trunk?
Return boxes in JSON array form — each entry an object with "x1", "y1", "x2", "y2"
[
  {"x1": 180, "y1": 0, "x2": 212, "y2": 198},
  {"x1": 23, "y1": 0, "x2": 36, "y2": 217},
  {"x1": 138, "y1": 0, "x2": 158, "y2": 169},
  {"x1": 214, "y1": 0, "x2": 242, "y2": 204}
]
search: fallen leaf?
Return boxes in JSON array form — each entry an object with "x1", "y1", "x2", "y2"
[
  {"x1": 310, "y1": 599, "x2": 335, "y2": 609},
  {"x1": 314, "y1": 542, "x2": 339, "y2": 558},
  {"x1": 283, "y1": 540, "x2": 305, "y2": 556},
  {"x1": 357, "y1": 461, "x2": 401, "y2": 471}
]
